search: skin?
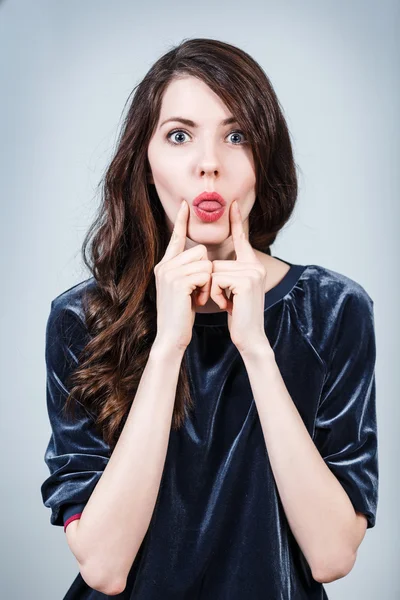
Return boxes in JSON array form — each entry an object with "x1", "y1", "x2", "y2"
[{"x1": 147, "y1": 75, "x2": 290, "y2": 313}]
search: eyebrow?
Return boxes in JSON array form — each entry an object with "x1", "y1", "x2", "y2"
[{"x1": 159, "y1": 116, "x2": 239, "y2": 129}]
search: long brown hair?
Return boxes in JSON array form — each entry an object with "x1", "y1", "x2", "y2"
[{"x1": 64, "y1": 37, "x2": 299, "y2": 452}]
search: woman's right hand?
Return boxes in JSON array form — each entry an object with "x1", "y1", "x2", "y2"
[{"x1": 153, "y1": 200, "x2": 213, "y2": 352}]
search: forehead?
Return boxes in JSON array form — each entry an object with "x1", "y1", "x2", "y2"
[{"x1": 158, "y1": 76, "x2": 234, "y2": 124}]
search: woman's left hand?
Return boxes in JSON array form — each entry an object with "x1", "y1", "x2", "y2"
[{"x1": 210, "y1": 200, "x2": 271, "y2": 355}]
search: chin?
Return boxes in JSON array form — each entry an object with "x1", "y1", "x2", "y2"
[{"x1": 188, "y1": 228, "x2": 230, "y2": 246}]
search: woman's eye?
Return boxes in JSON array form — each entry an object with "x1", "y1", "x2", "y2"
[
  {"x1": 166, "y1": 129, "x2": 247, "y2": 146},
  {"x1": 227, "y1": 130, "x2": 246, "y2": 144},
  {"x1": 166, "y1": 130, "x2": 189, "y2": 145}
]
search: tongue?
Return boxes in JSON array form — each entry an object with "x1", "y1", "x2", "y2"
[{"x1": 197, "y1": 200, "x2": 222, "y2": 211}]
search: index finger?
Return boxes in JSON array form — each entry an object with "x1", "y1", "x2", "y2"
[{"x1": 160, "y1": 200, "x2": 189, "y2": 264}]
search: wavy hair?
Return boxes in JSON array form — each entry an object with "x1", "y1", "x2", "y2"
[{"x1": 64, "y1": 37, "x2": 299, "y2": 452}]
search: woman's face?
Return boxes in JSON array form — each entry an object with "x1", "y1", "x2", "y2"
[{"x1": 147, "y1": 75, "x2": 257, "y2": 255}]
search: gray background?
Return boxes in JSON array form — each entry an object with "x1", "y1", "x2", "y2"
[{"x1": 0, "y1": 0, "x2": 398, "y2": 597}]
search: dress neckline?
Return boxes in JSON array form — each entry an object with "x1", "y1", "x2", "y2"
[{"x1": 193, "y1": 256, "x2": 308, "y2": 327}]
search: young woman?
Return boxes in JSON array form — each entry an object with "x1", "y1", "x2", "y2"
[{"x1": 41, "y1": 38, "x2": 378, "y2": 599}]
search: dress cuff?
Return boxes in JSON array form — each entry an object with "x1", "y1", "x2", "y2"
[
  {"x1": 64, "y1": 513, "x2": 82, "y2": 532},
  {"x1": 62, "y1": 503, "x2": 86, "y2": 532}
]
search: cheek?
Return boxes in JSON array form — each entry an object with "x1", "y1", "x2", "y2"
[
  {"x1": 228, "y1": 155, "x2": 255, "y2": 185},
  {"x1": 154, "y1": 157, "x2": 188, "y2": 190},
  {"x1": 148, "y1": 140, "x2": 174, "y2": 178}
]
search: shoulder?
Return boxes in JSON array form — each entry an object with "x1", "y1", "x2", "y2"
[
  {"x1": 50, "y1": 277, "x2": 97, "y2": 325},
  {"x1": 46, "y1": 278, "x2": 97, "y2": 358},
  {"x1": 288, "y1": 263, "x2": 374, "y2": 363},
  {"x1": 297, "y1": 263, "x2": 373, "y2": 307}
]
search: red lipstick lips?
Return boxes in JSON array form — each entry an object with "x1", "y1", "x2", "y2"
[
  {"x1": 192, "y1": 191, "x2": 226, "y2": 223},
  {"x1": 193, "y1": 191, "x2": 226, "y2": 207}
]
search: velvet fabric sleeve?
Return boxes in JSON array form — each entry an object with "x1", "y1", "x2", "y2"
[
  {"x1": 312, "y1": 289, "x2": 378, "y2": 529},
  {"x1": 40, "y1": 299, "x2": 111, "y2": 529}
]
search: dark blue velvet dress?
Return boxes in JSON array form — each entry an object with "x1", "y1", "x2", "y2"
[{"x1": 41, "y1": 257, "x2": 379, "y2": 599}]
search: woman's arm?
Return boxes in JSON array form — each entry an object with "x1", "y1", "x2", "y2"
[
  {"x1": 241, "y1": 344, "x2": 362, "y2": 584},
  {"x1": 69, "y1": 339, "x2": 184, "y2": 595},
  {"x1": 240, "y1": 287, "x2": 378, "y2": 585}
]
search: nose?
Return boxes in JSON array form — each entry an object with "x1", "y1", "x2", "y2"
[
  {"x1": 196, "y1": 139, "x2": 221, "y2": 178},
  {"x1": 199, "y1": 166, "x2": 219, "y2": 177}
]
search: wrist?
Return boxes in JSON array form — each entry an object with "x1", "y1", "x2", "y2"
[
  {"x1": 151, "y1": 337, "x2": 187, "y2": 360},
  {"x1": 238, "y1": 336, "x2": 275, "y2": 362}
]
